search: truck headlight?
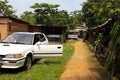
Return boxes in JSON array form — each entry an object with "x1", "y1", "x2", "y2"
[{"x1": 6, "y1": 54, "x2": 22, "y2": 58}]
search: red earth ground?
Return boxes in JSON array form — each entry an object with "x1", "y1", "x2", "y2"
[{"x1": 60, "y1": 40, "x2": 109, "y2": 80}]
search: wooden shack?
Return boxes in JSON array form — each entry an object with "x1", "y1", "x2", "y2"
[
  {"x1": 40, "y1": 26, "x2": 67, "y2": 43},
  {"x1": 0, "y1": 17, "x2": 41, "y2": 40},
  {"x1": 0, "y1": 17, "x2": 67, "y2": 43},
  {"x1": 29, "y1": 25, "x2": 42, "y2": 32}
]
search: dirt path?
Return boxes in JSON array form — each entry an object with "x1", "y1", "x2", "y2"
[{"x1": 60, "y1": 40, "x2": 109, "y2": 80}]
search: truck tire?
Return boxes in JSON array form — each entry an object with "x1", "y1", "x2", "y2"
[{"x1": 24, "y1": 54, "x2": 32, "y2": 70}]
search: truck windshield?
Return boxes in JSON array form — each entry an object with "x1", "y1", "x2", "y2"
[{"x1": 2, "y1": 33, "x2": 33, "y2": 45}]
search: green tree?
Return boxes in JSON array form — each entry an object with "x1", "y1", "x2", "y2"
[
  {"x1": 21, "y1": 11, "x2": 36, "y2": 25},
  {"x1": 82, "y1": 0, "x2": 120, "y2": 27},
  {"x1": 31, "y1": 3, "x2": 59, "y2": 25},
  {"x1": 0, "y1": 0, "x2": 16, "y2": 17},
  {"x1": 52, "y1": 10, "x2": 69, "y2": 26},
  {"x1": 21, "y1": 3, "x2": 84, "y2": 30},
  {"x1": 70, "y1": 10, "x2": 83, "y2": 28}
]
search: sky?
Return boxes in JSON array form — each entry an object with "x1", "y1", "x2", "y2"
[{"x1": 8, "y1": 0, "x2": 87, "y2": 16}]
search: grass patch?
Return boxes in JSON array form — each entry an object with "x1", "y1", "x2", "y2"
[
  {"x1": 0, "y1": 44, "x2": 74, "y2": 80},
  {"x1": 87, "y1": 55, "x2": 100, "y2": 67},
  {"x1": 85, "y1": 41, "x2": 94, "y2": 52},
  {"x1": 87, "y1": 55, "x2": 96, "y2": 63}
]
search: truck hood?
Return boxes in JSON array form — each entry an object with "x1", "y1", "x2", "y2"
[{"x1": 0, "y1": 43, "x2": 32, "y2": 55}]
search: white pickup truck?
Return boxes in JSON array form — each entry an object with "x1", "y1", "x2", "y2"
[{"x1": 0, "y1": 32, "x2": 63, "y2": 70}]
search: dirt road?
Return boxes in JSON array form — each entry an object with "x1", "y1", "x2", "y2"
[{"x1": 60, "y1": 40, "x2": 109, "y2": 80}]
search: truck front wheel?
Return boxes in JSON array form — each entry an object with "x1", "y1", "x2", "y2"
[{"x1": 24, "y1": 54, "x2": 32, "y2": 70}]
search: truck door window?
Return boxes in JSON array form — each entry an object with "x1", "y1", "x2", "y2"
[
  {"x1": 33, "y1": 34, "x2": 40, "y2": 44},
  {"x1": 39, "y1": 34, "x2": 46, "y2": 42}
]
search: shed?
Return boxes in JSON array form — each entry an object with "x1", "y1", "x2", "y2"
[
  {"x1": 29, "y1": 25, "x2": 42, "y2": 32},
  {"x1": 0, "y1": 17, "x2": 41, "y2": 40},
  {"x1": 39, "y1": 26, "x2": 67, "y2": 43},
  {"x1": 0, "y1": 17, "x2": 67, "y2": 43},
  {"x1": 68, "y1": 26, "x2": 87, "y2": 39}
]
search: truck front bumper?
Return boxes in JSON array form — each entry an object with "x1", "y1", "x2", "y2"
[{"x1": 0, "y1": 57, "x2": 26, "y2": 69}]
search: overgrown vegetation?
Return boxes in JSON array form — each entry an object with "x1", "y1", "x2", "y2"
[
  {"x1": 82, "y1": 0, "x2": 120, "y2": 79},
  {"x1": 87, "y1": 17, "x2": 120, "y2": 80},
  {"x1": 86, "y1": 41, "x2": 94, "y2": 52},
  {"x1": 0, "y1": 44, "x2": 74, "y2": 80}
]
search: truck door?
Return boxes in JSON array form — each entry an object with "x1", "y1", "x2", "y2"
[
  {"x1": 39, "y1": 45, "x2": 62, "y2": 57},
  {"x1": 33, "y1": 34, "x2": 63, "y2": 58}
]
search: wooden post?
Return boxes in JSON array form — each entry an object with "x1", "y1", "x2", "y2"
[{"x1": 60, "y1": 35, "x2": 63, "y2": 44}]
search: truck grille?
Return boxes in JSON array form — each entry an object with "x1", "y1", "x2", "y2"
[{"x1": 0, "y1": 55, "x2": 5, "y2": 61}]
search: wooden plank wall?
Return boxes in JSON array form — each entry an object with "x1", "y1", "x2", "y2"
[
  {"x1": 10, "y1": 21, "x2": 29, "y2": 32},
  {"x1": 0, "y1": 23, "x2": 8, "y2": 40},
  {"x1": 30, "y1": 26, "x2": 42, "y2": 32}
]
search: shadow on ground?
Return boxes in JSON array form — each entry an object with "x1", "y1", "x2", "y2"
[
  {"x1": 0, "y1": 58, "x2": 60, "y2": 74},
  {"x1": 88, "y1": 67, "x2": 110, "y2": 80},
  {"x1": 0, "y1": 59, "x2": 40, "y2": 74}
]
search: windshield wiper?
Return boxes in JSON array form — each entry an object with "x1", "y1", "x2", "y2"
[
  {"x1": 1, "y1": 41, "x2": 9, "y2": 43},
  {"x1": 15, "y1": 42, "x2": 25, "y2": 44},
  {"x1": 9, "y1": 42, "x2": 25, "y2": 44},
  {"x1": 1, "y1": 41, "x2": 26, "y2": 44}
]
